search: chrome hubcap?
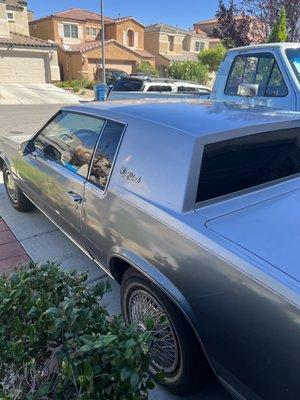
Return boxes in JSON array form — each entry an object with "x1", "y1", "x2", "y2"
[
  {"x1": 5, "y1": 171, "x2": 18, "y2": 203},
  {"x1": 128, "y1": 289, "x2": 179, "y2": 373}
]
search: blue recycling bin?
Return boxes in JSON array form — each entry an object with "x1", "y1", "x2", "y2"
[{"x1": 94, "y1": 83, "x2": 108, "y2": 101}]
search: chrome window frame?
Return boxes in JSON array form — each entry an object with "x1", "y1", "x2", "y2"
[
  {"x1": 29, "y1": 109, "x2": 126, "y2": 196},
  {"x1": 86, "y1": 120, "x2": 127, "y2": 196}
]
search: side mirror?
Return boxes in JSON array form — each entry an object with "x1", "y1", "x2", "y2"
[
  {"x1": 237, "y1": 83, "x2": 259, "y2": 97},
  {"x1": 18, "y1": 140, "x2": 35, "y2": 156}
]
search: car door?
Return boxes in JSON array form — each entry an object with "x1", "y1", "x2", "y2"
[
  {"x1": 224, "y1": 52, "x2": 296, "y2": 110},
  {"x1": 82, "y1": 120, "x2": 125, "y2": 266},
  {"x1": 19, "y1": 110, "x2": 105, "y2": 245}
]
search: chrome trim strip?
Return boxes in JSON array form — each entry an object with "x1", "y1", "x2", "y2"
[{"x1": 218, "y1": 377, "x2": 248, "y2": 400}]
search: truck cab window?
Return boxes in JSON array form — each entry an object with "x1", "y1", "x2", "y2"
[{"x1": 225, "y1": 53, "x2": 287, "y2": 98}]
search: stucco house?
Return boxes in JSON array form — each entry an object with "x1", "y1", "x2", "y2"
[
  {"x1": 0, "y1": 0, "x2": 60, "y2": 83},
  {"x1": 29, "y1": 8, "x2": 155, "y2": 80},
  {"x1": 144, "y1": 23, "x2": 220, "y2": 75},
  {"x1": 194, "y1": 17, "x2": 265, "y2": 44}
]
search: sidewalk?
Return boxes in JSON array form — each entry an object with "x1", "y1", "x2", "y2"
[{"x1": 0, "y1": 217, "x2": 30, "y2": 273}]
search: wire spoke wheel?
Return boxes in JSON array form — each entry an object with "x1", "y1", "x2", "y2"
[
  {"x1": 4, "y1": 170, "x2": 18, "y2": 204},
  {"x1": 128, "y1": 289, "x2": 179, "y2": 373}
]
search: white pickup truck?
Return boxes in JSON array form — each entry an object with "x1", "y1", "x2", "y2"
[{"x1": 211, "y1": 43, "x2": 300, "y2": 111}]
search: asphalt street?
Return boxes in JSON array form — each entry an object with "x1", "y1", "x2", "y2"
[{"x1": 0, "y1": 104, "x2": 234, "y2": 400}]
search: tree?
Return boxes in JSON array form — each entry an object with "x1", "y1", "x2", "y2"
[
  {"x1": 214, "y1": 0, "x2": 252, "y2": 48},
  {"x1": 268, "y1": 6, "x2": 288, "y2": 42},
  {"x1": 168, "y1": 61, "x2": 209, "y2": 84},
  {"x1": 241, "y1": 0, "x2": 300, "y2": 41},
  {"x1": 198, "y1": 44, "x2": 227, "y2": 72},
  {"x1": 136, "y1": 61, "x2": 159, "y2": 77}
]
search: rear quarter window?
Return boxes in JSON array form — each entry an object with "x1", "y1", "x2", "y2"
[
  {"x1": 113, "y1": 79, "x2": 143, "y2": 91},
  {"x1": 147, "y1": 85, "x2": 173, "y2": 92},
  {"x1": 197, "y1": 128, "x2": 300, "y2": 203}
]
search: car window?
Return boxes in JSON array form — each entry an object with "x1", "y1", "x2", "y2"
[
  {"x1": 197, "y1": 127, "x2": 300, "y2": 203},
  {"x1": 265, "y1": 62, "x2": 288, "y2": 97},
  {"x1": 89, "y1": 120, "x2": 124, "y2": 190},
  {"x1": 147, "y1": 85, "x2": 172, "y2": 92},
  {"x1": 113, "y1": 78, "x2": 143, "y2": 91},
  {"x1": 225, "y1": 53, "x2": 287, "y2": 97},
  {"x1": 34, "y1": 111, "x2": 105, "y2": 179},
  {"x1": 177, "y1": 86, "x2": 198, "y2": 92},
  {"x1": 285, "y1": 47, "x2": 300, "y2": 85}
]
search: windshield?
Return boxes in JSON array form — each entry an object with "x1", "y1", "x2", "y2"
[{"x1": 285, "y1": 48, "x2": 300, "y2": 84}]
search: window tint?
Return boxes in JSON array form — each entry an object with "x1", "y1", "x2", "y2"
[
  {"x1": 89, "y1": 121, "x2": 124, "y2": 190},
  {"x1": 225, "y1": 53, "x2": 287, "y2": 97},
  {"x1": 113, "y1": 78, "x2": 143, "y2": 91},
  {"x1": 34, "y1": 112, "x2": 104, "y2": 178},
  {"x1": 147, "y1": 85, "x2": 172, "y2": 92},
  {"x1": 197, "y1": 128, "x2": 300, "y2": 202}
]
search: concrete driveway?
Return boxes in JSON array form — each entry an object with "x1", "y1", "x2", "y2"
[
  {"x1": 0, "y1": 104, "x2": 233, "y2": 400},
  {"x1": 0, "y1": 84, "x2": 81, "y2": 105}
]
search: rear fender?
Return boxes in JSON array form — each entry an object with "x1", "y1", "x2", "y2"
[{"x1": 107, "y1": 245, "x2": 217, "y2": 376}]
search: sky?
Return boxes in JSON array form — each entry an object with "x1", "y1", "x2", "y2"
[{"x1": 28, "y1": 0, "x2": 220, "y2": 30}]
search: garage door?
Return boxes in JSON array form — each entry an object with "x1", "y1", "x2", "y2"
[{"x1": 0, "y1": 51, "x2": 48, "y2": 84}]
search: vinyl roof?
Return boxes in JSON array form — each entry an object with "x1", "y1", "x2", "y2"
[{"x1": 64, "y1": 99, "x2": 300, "y2": 138}]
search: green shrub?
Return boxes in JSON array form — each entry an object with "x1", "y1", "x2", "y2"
[
  {"x1": 0, "y1": 263, "x2": 156, "y2": 399},
  {"x1": 268, "y1": 6, "x2": 288, "y2": 43},
  {"x1": 136, "y1": 61, "x2": 159, "y2": 77},
  {"x1": 56, "y1": 78, "x2": 95, "y2": 92},
  {"x1": 168, "y1": 61, "x2": 209, "y2": 84},
  {"x1": 198, "y1": 44, "x2": 227, "y2": 72}
]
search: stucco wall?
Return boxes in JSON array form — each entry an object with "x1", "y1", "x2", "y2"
[
  {"x1": 0, "y1": 2, "x2": 10, "y2": 36},
  {"x1": 8, "y1": 5, "x2": 29, "y2": 35},
  {"x1": 144, "y1": 31, "x2": 160, "y2": 55},
  {"x1": 111, "y1": 20, "x2": 145, "y2": 49},
  {"x1": 29, "y1": 18, "x2": 56, "y2": 41},
  {"x1": 60, "y1": 41, "x2": 154, "y2": 81}
]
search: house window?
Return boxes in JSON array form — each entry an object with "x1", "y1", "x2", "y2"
[
  {"x1": 127, "y1": 29, "x2": 135, "y2": 47},
  {"x1": 7, "y1": 12, "x2": 14, "y2": 20},
  {"x1": 86, "y1": 27, "x2": 100, "y2": 37},
  {"x1": 168, "y1": 35, "x2": 175, "y2": 52},
  {"x1": 195, "y1": 41, "x2": 205, "y2": 52},
  {"x1": 63, "y1": 24, "x2": 79, "y2": 38}
]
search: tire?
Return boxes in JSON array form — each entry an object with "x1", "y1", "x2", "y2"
[
  {"x1": 121, "y1": 268, "x2": 212, "y2": 395},
  {"x1": 2, "y1": 164, "x2": 35, "y2": 212}
]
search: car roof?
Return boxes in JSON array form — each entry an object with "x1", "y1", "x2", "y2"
[
  {"x1": 227, "y1": 42, "x2": 300, "y2": 53},
  {"x1": 63, "y1": 99, "x2": 300, "y2": 138}
]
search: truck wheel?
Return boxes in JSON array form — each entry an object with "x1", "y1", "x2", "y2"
[
  {"x1": 3, "y1": 164, "x2": 35, "y2": 212},
  {"x1": 121, "y1": 268, "x2": 212, "y2": 395}
]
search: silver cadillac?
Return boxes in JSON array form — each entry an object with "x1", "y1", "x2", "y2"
[{"x1": 1, "y1": 100, "x2": 300, "y2": 400}]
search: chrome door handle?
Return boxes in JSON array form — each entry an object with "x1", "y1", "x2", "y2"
[{"x1": 67, "y1": 191, "x2": 82, "y2": 204}]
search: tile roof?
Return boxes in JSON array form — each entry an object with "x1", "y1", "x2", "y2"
[
  {"x1": 159, "y1": 50, "x2": 199, "y2": 62},
  {"x1": 61, "y1": 39, "x2": 155, "y2": 59},
  {"x1": 129, "y1": 48, "x2": 155, "y2": 58},
  {"x1": 194, "y1": 18, "x2": 218, "y2": 25},
  {"x1": 6, "y1": 0, "x2": 25, "y2": 10},
  {"x1": 0, "y1": 32, "x2": 56, "y2": 48},
  {"x1": 51, "y1": 8, "x2": 113, "y2": 22},
  {"x1": 108, "y1": 16, "x2": 145, "y2": 27},
  {"x1": 145, "y1": 23, "x2": 210, "y2": 38}
]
